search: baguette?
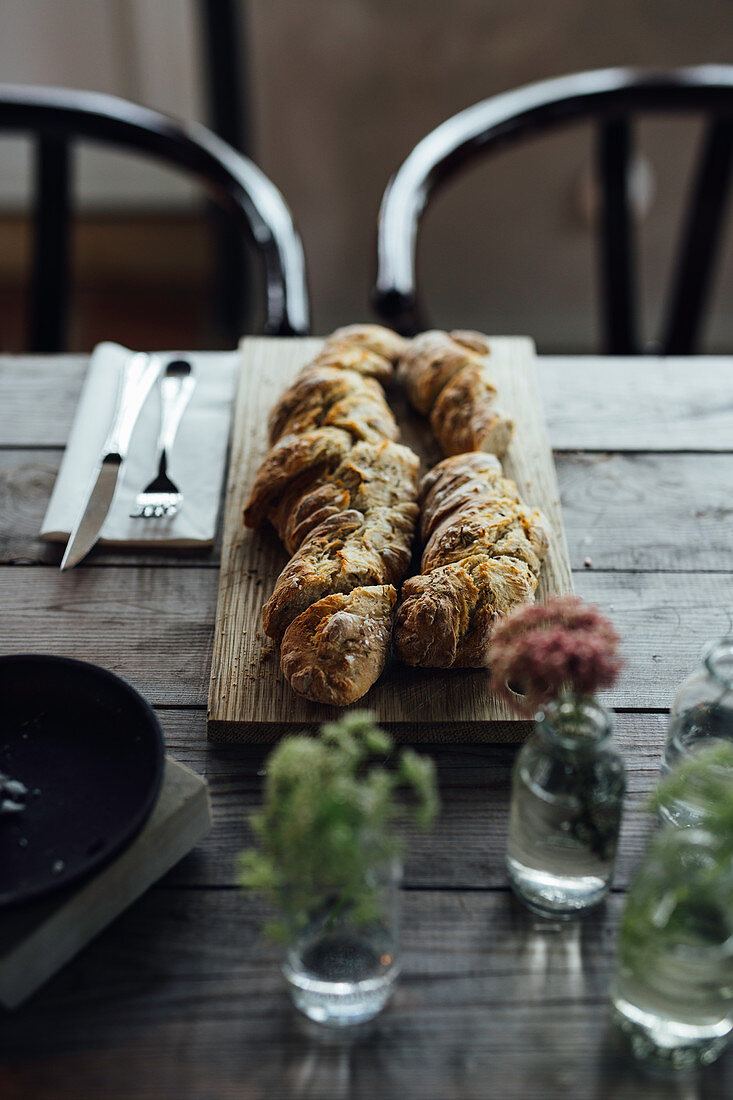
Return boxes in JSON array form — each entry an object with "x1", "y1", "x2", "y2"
[
  {"x1": 398, "y1": 329, "x2": 514, "y2": 458},
  {"x1": 243, "y1": 325, "x2": 419, "y2": 704},
  {"x1": 267, "y1": 366, "x2": 398, "y2": 446},
  {"x1": 281, "y1": 585, "x2": 396, "y2": 706},
  {"x1": 262, "y1": 500, "x2": 416, "y2": 642},
  {"x1": 394, "y1": 453, "x2": 548, "y2": 668}
]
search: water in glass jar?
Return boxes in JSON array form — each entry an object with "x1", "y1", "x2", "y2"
[
  {"x1": 662, "y1": 705, "x2": 733, "y2": 826},
  {"x1": 611, "y1": 920, "x2": 733, "y2": 1067},
  {"x1": 283, "y1": 931, "x2": 399, "y2": 1026},
  {"x1": 506, "y1": 760, "x2": 619, "y2": 918}
]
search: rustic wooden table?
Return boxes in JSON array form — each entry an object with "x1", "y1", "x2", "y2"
[{"x1": 1, "y1": 353, "x2": 732, "y2": 1099}]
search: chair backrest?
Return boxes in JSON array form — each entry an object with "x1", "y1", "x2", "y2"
[
  {"x1": 0, "y1": 84, "x2": 310, "y2": 351},
  {"x1": 374, "y1": 65, "x2": 733, "y2": 354}
]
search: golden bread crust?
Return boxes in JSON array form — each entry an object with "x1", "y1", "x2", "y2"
[
  {"x1": 245, "y1": 327, "x2": 419, "y2": 702},
  {"x1": 323, "y1": 324, "x2": 408, "y2": 363},
  {"x1": 281, "y1": 585, "x2": 396, "y2": 705},
  {"x1": 397, "y1": 329, "x2": 514, "y2": 459},
  {"x1": 243, "y1": 427, "x2": 352, "y2": 529},
  {"x1": 262, "y1": 501, "x2": 417, "y2": 642},
  {"x1": 394, "y1": 453, "x2": 549, "y2": 668},
  {"x1": 398, "y1": 330, "x2": 484, "y2": 415},
  {"x1": 429, "y1": 364, "x2": 514, "y2": 458},
  {"x1": 267, "y1": 367, "x2": 398, "y2": 446}
]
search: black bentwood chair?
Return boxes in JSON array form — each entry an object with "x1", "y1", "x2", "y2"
[
  {"x1": 374, "y1": 65, "x2": 733, "y2": 354},
  {"x1": 0, "y1": 84, "x2": 310, "y2": 352}
]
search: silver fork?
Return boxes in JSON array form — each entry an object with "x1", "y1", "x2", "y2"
[{"x1": 130, "y1": 359, "x2": 196, "y2": 518}]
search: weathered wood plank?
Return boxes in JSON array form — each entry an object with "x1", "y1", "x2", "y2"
[
  {"x1": 3, "y1": 353, "x2": 733, "y2": 451},
  {"x1": 0, "y1": 888, "x2": 729, "y2": 1099},
  {"x1": 209, "y1": 337, "x2": 573, "y2": 742},
  {"x1": 540, "y1": 355, "x2": 733, "y2": 451},
  {"x1": 0, "y1": 356, "x2": 86, "y2": 447},
  {"x1": 579, "y1": 570, "x2": 733, "y2": 709},
  {"x1": 558, "y1": 451, "x2": 733, "y2": 571},
  {"x1": 157, "y1": 709, "x2": 664, "y2": 891},
  {"x1": 0, "y1": 451, "x2": 61, "y2": 565},
  {"x1": 0, "y1": 566, "x2": 729, "y2": 709},
  {"x1": 4, "y1": 449, "x2": 733, "y2": 572},
  {"x1": 0, "y1": 566, "x2": 217, "y2": 706}
]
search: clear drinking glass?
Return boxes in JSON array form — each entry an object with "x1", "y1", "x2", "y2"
[
  {"x1": 506, "y1": 697, "x2": 626, "y2": 918},
  {"x1": 281, "y1": 858, "x2": 401, "y2": 1026},
  {"x1": 662, "y1": 637, "x2": 733, "y2": 826},
  {"x1": 611, "y1": 826, "x2": 733, "y2": 1068}
]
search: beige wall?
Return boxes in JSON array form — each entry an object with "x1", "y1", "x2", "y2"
[
  {"x1": 249, "y1": 0, "x2": 733, "y2": 350},
  {"x1": 1, "y1": 1, "x2": 732, "y2": 350}
]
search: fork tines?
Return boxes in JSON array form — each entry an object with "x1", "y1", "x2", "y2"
[{"x1": 131, "y1": 492, "x2": 182, "y2": 519}]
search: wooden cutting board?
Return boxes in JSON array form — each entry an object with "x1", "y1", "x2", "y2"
[{"x1": 207, "y1": 336, "x2": 573, "y2": 743}]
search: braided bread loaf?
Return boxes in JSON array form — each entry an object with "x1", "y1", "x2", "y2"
[
  {"x1": 394, "y1": 453, "x2": 549, "y2": 668},
  {"x1": 243, "y1": 325, "x2": 419, "y2": 706},
  {"x1": 398, "y1": 330, "x2": 515, "y2": 457}
]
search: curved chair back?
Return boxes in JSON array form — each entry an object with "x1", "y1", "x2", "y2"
[
  {"x1": 375, "y1": 65, "x2": 733, "y2": 353},
  {"x1": 0, "y1": 84, "x2": 310, "y2": 350}
]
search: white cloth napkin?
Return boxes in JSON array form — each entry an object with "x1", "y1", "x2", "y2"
[{"x1": 41, "y1": 342, "x2": 239, "y2": 548}]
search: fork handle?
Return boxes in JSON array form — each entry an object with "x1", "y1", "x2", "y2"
[{"x1": 156, "y1": 360, "x2": 196, "y2": 469}]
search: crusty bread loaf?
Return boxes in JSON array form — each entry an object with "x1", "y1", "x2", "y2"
[
  {"x1": 398, "y1": 329, "x2": 514, "y2": 458},
  {"x1": 430, "y1": 363, "x2": 515, "y2": 457},
  {"x1": 267, "y1": 366, "x2": 398, "y2": 446},
  {"x1": 281, "y1": 585, "x2": 396, "y2": 706},
  {"x1": 419, "y1": 451, "x2": 503, "y2": 541},
  {"x1": 262, "y1": 499, "x2": 417, "y2": 642},
  {"x1": 395, "y1": 556, "x2": 537, "y2": 668},
  {"x1": 270, "y1": 438, "x2": 420, "y2": 555},
  {"x1": 394, "y1": 453, "x2": 548, "y2": 668},
  {"x1": 243, "y1": 325, "x2": 419, "y2": 704},
  {"x1": 243, "y1": 427, "x2": 352, "y2": 530},
  {"x1": 322, "y1": 324, "x2": 409, "y2": 366}
]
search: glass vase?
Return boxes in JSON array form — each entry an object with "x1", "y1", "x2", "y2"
[
  {"x1": 662, "y1": 637, "x2": 733, "y2": 826},
  {"x1": 506, "y1": 696, "x2": 626, "y2": 918},
  {"x1": 611, "y1": 826, "x2": 733, "y2": 1068},
  {"x1": 281, "y1": 857, "x2": 401, "y2": 1027}
]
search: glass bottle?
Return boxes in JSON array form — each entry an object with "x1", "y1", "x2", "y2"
[
  {"x1": 281, "y1": 857, "x2": 401, "y2": 1027},
  {"x1": 506, "y1": 696, "x2": 626, "y2": 918},
  {"x1": 662, "y1": 637, "x2": 733, "y2": 826},
  {"x1": 611, "y1": 826, "x2": 733, "y2": 1068}
]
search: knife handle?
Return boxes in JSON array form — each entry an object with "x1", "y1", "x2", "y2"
[{"x1": 103, "y1": 352, "x2": 162, "y2": 459}]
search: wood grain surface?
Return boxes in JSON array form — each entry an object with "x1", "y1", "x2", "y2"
[
  {"x1": 4, "y1": 449, "x2": 733, "y2": 572},
  {"x1": 2, "y1": 354, "x2": 733, "y2": 1100},
  {"x1": 4, "y1": 354, "x2": 732, "y2": 450},
  {"x1": 1, "y1": 566, "x2": 730, "y2": 708},
  {"x1": 207, "y1": 337, "x2": 573, "y2": 742}
]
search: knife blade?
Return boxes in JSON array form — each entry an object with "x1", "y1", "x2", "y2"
[{"x1": 60, "y1": 352, "x2": 162, "y2": 570}]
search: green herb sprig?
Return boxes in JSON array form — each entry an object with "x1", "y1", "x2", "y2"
[
  {"x1": 237, "y1": 712, "x2": 438, "y2": 940},
  {"x1": 651, "y1": 741, "x2": 733, "y2": 843},
  {"x1": 619, "y1": 743, "x2": 733, "y2": 969}
]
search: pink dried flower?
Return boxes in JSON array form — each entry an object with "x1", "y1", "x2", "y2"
[{"x1": 489, "y1": 596, "x2": 622, "y2": 715}]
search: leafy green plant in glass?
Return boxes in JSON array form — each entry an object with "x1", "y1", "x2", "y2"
[
  {"x1": 612, "y1": 742, "x2": 733, "y2": 1067},
  {"x1": 237, "y1": 713, "x2": 438, "y2": 1026}
]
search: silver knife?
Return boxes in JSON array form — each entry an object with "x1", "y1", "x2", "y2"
[{"x1": 60, "y1": 352, "x2": 162, "y2": 570}]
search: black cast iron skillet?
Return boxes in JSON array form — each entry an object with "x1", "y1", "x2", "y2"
[{"x1": 0, "y1": 655, "x2": 164, "y2": 908}]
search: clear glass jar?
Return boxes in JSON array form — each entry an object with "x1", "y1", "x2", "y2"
[
  {"x1": 662, "y1": 637, "x2": 733, "y2": 826},
  {"x1": 611, "y1": 826, "x2": 733, "y2": 1068},
  {"x1": 281, "y1": 857, "x2": 401, "y2": 1027},
  {"x1": 506, "y1": 696, "x2": 626, "y2": 918}
]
